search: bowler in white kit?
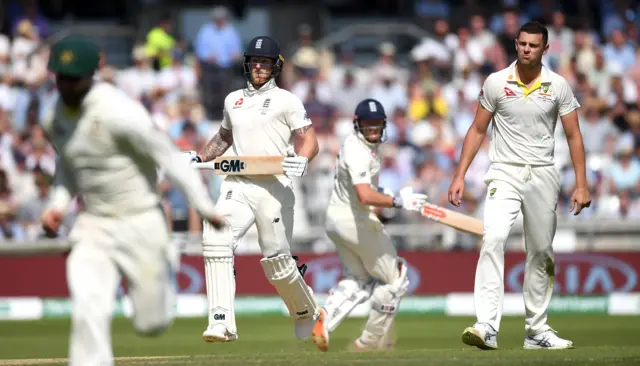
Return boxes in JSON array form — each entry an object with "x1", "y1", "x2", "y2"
[
  {"x1": 197, "y1": 35, "x2": 322, "y2": 342},
  {"x1": 40, "y1": 36, "x2": 224, "y2": 366},
  {"x1": 310, "y1": 99, "x2": 428, "y2": 352},
  {"x1": 448, "y1": 22, "x2": 591, "y2": 350}
]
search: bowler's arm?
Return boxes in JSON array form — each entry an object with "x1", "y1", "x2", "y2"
[
  {"x1": 453, "y1": 104, "x2": 493, "y2": 180},
  {"x1": 110, "y1": 107, "x2": 218, "y2": 217},
  {"x1": 560, "y1": 111, "x2": 588, "y2": 189},
  {"x1": 293, "y1": 125, "x2": 319, "y2": 161}
]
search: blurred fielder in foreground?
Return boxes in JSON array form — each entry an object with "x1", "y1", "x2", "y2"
[
  {"x1": 311, "y1": 99, "x2": 428, "y2": 352},
  {"x1": 448, "y1": 21, "x2": 591, "y2": 350},
  {"x1": 197, "y1": 36, "x2": 321, "y2": 342},
  {"x1": 41, "y1": 36, "x2": 224, "y2": 366}
]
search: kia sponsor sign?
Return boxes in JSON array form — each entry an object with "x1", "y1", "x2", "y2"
[{"x1": 1, "y1": 252, "x2": 639, "y2": 296}]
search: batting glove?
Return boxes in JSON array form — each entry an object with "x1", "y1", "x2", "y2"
[
  {"x1": 282, "y1": 148, "x2": 308, "y2": 177},
  {"x1": 392, "y1": 186, "x2": 428, "y2": 211}
]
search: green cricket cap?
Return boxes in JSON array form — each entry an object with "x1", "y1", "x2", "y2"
[{"x1": 48, "y1": 36, "x2": 101, "y2": 77}]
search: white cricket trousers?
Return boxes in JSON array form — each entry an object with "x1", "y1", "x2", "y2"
[
  {"x1": 202, "y1": 176, "x2": 295, "y2": 257},
  {"x1": 324, "y1": 205, "x2": 399, "y2": 284},
  {"x1": 67, "y1": 208, "x2": 178, "y2": 366},
  {"x1": 475, "y1": 162, "x2": 560, "y2": 335}
]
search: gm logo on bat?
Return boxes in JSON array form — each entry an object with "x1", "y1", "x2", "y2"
[{"x1": 215, "y1": 159, "x2": 246, "y2": 173}]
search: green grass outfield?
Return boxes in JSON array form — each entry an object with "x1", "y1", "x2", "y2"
[{"x1": 1, "y1": 315, "x2": 640, "y2": 365}]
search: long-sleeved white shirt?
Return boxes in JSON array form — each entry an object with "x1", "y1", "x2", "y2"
[{"x1": 42, "y1": 82, "x2": 217, "y2": 218}]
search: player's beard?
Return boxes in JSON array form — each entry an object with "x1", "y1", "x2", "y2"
[{"x1": 251, "y1": 69, "x2": 272, "y2": 87}]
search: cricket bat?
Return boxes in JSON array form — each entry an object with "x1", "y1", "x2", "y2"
[
  {"x1": 194, "y1": 156, "x2": 284, "y2": 175},
  {"x1": 420, "y1": 202, "x2": 484, "y2": 236}
]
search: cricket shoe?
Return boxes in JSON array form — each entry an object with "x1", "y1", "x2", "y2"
[
  {"x1": 461, "y1": 322, "x2": 498, "y2": 350},
  {"x1": 202, "y1": 324, "x2": 238, "y2": 343},
  {"x1": 523, "y1": 329, "x2": 574, "y2": 350},
  {"x1": 311, "y1": 308, "x2": 329, "y2": 351},
  {"x1": 350, "y1": 338, "x2": 394, "y2": 352}
]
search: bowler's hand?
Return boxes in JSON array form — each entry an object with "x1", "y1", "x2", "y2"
[
  {"x1": 570, "y1": 187, "x2": 591, "y2": 216},
  {"x1": 448, "y1": 176, "x2": 465, "y2": 207},
  {"x1": 41, "y1": 209, "x2": 63, "y2": 236}
]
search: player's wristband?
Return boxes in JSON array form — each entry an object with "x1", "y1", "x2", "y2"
[{"x1": 392, "y1": 196, "x2": 403, "y2": 208}]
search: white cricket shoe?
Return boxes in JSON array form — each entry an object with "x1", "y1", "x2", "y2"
[
  {"x1": 202, "y1": 324, "x2": 238, "y2": 343},
  {"x1": 461, "y1": 322, "x2": 498, "y2": 350},
  {"x1": 311, "y1": 308, "x2": 329, "y2": 351},
  {"x1": 523, "y1": 329, "x2": 574, "y2": 350},
  {"x1": 350, "y1": 338, "x2": 394, "y2": 352}
]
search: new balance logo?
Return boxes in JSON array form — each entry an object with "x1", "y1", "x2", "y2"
[
  {"x1": 226, "y1": 190, "x2": 233, "y2": 200},
  {"x1": 255, "y1": 39, "x2": 263, "y2": 49},
  {"x1": 262, "y1": 98, "x2": 271, "y2": 108}
]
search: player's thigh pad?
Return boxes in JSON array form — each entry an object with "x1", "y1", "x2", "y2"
[
  {"x1": 202, "y1": 181, "x2": 255, "y2": 257},
  {"x1": 115, "y1": 209, "x2": 176, "y2": 335},
  {"x1": 260, "y1": 254, "x2": 318, "y2": 319},
  {"x1": 250, "y1": 181, "x2": 294, "y2": 258},
  {"x1": 329, "y1": 211, "x2": 400, "y2": 285},
  {"x1": 325, "y1": 277, "x2": 376, "y2": 332}
]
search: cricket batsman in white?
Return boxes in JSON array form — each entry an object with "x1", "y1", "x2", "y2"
[
  {"x1": 448, "y1": 21, "x2": 591, "y2": 350},
  {"x1": 40, "y1": 36, "x2": 225, "y2": 365},
  {"x1": 310, "y1": 98, "x2": 428, "y2": 352},
  {"x1": 197, "y1": 35, "x2": 322, "y2": 342}
]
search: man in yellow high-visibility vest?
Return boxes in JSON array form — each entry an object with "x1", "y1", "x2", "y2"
[{"x1": 145, "y1": 13, "x2": 176, "y2": 69}]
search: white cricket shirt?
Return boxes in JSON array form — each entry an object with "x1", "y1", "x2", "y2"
[
  {"x1": 43, "y1": 82, "x2": 217, "y2": 218},
  {"x1": 329, "y1": 133, "x2": 381, "y2": 213},
  {"x1": 479, "y1": 61, "x2": 580, "y2": 166},
  {"x1": 222, "y1": 79, "x2": 312, "y2": 185}
]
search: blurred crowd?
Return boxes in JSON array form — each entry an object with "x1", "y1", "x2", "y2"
[{"x1": 0, "y1": 2, "x2": 639, "y2": 251}]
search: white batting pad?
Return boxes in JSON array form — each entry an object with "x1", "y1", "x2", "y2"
[
  {"x1": 260, "y1": 254, "x2": 318, "y2": 320},
  {"x1": 325, "y1": 278, "x2": 375, "y2": 332},
  {"x1": 361, "y1": 258, "x2": 409, "y2": 348},
  {"x1": 204, "y1": 257, "x2": 236, "y2": 333}
]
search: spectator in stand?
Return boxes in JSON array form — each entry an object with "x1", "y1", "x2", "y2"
[
  {"x1": 17, "y1": 171, "x2": 51, "y2": 240},
  {"x1": 145, "y1": 13, "x2": 176, "y2": 70},
  {"x1": 0, "y1": 201, "x2": 25, "y2": 241},
  {"x1": 117, "y1": 45, "x2": 158, "y2": 101},
  {"x1": 10, "y1": 0, "x2": 50, "y2": 39},
  {"x1": 193, "y1": 6, "x2": 241, "y2": 120},
  {"x1": 603, "y1": 29, "x2": 636, "y2": 70}
]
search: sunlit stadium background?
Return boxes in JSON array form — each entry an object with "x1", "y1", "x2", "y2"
[{"x1": 0, "y1": 0, "x2": 639, "y2": 363}]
